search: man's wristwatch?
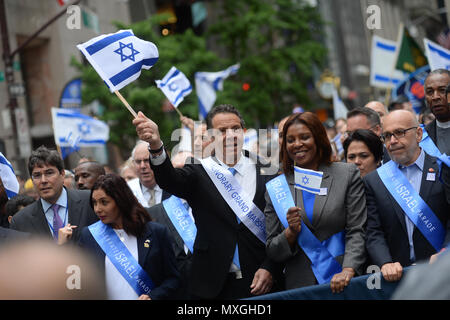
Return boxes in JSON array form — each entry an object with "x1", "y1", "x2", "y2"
[{"x1": 148, "y1": 142, "x2": 164, "y2": 155}]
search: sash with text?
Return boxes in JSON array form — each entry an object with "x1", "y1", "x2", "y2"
[
  {"x1": 88, "y1": 221, "x2": 155, "y2": 296},
  {"x1": 266, "y1": 174, "x2": 344, "y2": 284}
]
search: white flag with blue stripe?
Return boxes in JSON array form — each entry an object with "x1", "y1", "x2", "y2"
[
  {"x1": 155, "y1": 67, "x2": 192, "y2": 108},
  {"x1": 370, "y1": 35, "x2": 407, "y2": 88},
  {"x1": 0, "y1": 152, "x2": 19, "y2": 199},
  {"x1": 195, "y1": 63, "x2": 240, "y2": 119},
  {"x1": 424, "y1": 38, "x2": 450, "y2": 71},
  {"x1": 51, "y1": 108, "x2": 109, "y2": 148},
  {"x1": 294, "y1": 166, "x2": 324, "y2": 195},
  {"x1": 77, "y1": 29, "x2": 158, "y2": 92},
  {"x1": 332, "y1": 86, "x2": 348, "y2": 120}
]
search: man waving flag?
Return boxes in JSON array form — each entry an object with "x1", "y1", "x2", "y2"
[{"x1": 77, "y1": 29, "x2": 158, "y2": 93}]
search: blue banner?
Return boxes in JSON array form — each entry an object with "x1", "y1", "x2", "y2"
[
  {"x1": 377, "y1": 161, "x2": 445, "y2": 251},
  {"x1": 393, "y1": 65, "x2": 430, "y2": 114},
  {"x1": 162, "y1": 195, "x2": 197, "y2": 254},
  {"x1": 59, "y1": 78, "x2": 82, "y2": 110},
  {"x1": 266, "y1": 174, "x2": 344, "y2": 284},
  {"x1": 88, "y1": 221, "x2": 155, "y2": 296}
]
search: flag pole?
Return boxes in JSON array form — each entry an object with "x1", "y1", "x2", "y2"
[
  {"x1": 174, "y1": 106, "x2": 183, "y2": 118},
  {"x1": 114, "y1": 90, "x2": 137, "y2": 118},
  {"x1": 294, "y1": 161, "x2": 298, "y2": 208},
  {"x1": 386, "y1": 22, "x2": 405, "y2": 107}
]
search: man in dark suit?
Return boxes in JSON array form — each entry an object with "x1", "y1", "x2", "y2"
[
  {"x1": 364, "y1": 110, "x2": 449, "y2": 283},
  {"x1": 133, "y1": 104, "x2": 283, "y2": 299},
  {"x1": 10, "y1": 146, "x2": 97, "y2": 243},
  {"x1": 423, "y1": 69, "x2": 450, "y2": 156},
  {"x1": 346, "y1": 107, "x2": 391, "y2": 164}
]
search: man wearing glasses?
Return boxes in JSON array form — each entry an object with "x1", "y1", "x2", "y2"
[
  {"x1": 345, "y1": 107, "x2": 391, "y2": 164},
  {"x1": 127, "y1": 141, "x2": 170, "y2": 208},
  {"x1": 364, "y1": 110, "x2": 449, "y2": 283},
  {"x1": 10, "y1": 146, "x2": 98, "y2": 243}
]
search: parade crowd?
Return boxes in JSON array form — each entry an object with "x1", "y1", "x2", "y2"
[{"x1": 0, "y1": 69, "x2": 449, "y2": 300}]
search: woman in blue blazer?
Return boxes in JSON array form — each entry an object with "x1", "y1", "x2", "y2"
[{"x1": 78, "y1": 173, "x2": 180, "y2": 300}]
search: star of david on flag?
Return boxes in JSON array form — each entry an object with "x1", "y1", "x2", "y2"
[
  {"x1": 294, "y1": 166, "x2": 324, "y2": 195},
  {"x1": 155, "y1": 66, "x2": 192, "y2": 108},
  {"x1": 77, "y1": 29, "x2": 159, "y2": 93},
  {"x1": 114, "y1": 42, "x2": 140, "y2": 62},
  {"x1": 51, "y1": 108, "x2": 109, "y2": 159}
]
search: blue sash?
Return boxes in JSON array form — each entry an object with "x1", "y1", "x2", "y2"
[
  {"x1": 88, "y1": 221, "x2": 155, "y2": 296},
  {"x1": 162, "y1": 195, "x2": 197, "y2": 254},
  {"x1": 377, "y1": 161, "x2": 445, "y2": 251},
  {"x1": 266, "y1": 174, "x2": 344, "y2": 284},
  {"x1": 419, "y1": 125, "x2": 450, "y2": 168}
]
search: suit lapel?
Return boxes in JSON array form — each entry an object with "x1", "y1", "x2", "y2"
[
  {"x1": 419, "y1": 154, "x2": 437, "y2": 203},
  {"x1": 31, "y1": 200, "x2": 53, "y2": 236},
  {"x1": 67, "y1": 189, "x2": 82, "y2": 227},
  {"x1": 138, "y1": 224, "x2": 153, "y2": 266},
  {"x1": 311, "y1": 166, "x2": 332, "y2": 227}
]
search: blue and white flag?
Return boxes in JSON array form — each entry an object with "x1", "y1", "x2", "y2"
[
  {"x1": 195, "y1": 63, "x2": 240, "y2": 119},
  {"x1": 51, "y1": 108, "x2": 109, "y2": 158},
  {"x1": 294, "y1": 166, "x2": 325, "y2": 195},
  {"x1": 370, "y1": 35, "x2": 407, "y2": 88},
  {"x1": 0, "y1": 152, "x2": 19, "y2": 199},
  {"x1": 424, "y1": 38, "x2": 450, "y2": 71},
  {"x1": 77, "y1": 29, "x2": 158, "y2": 92},
  {"x1": 332, "y1": 86, "x2": 348, "y2": 120},
  {"x1": 155, "y1": 66, "x2": 192, "y2": 108}
]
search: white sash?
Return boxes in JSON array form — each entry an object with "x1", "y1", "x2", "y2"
[{"x1": 200, "y1": 157, "x2": 266, "y2": 243}]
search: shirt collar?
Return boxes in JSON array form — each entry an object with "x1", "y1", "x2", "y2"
[
  {"x1": 398, "y1": 148, "x2": 425, "y2": 171},
  {"x1": 215, "y1": 151, "x2": 247, "y2": 176},
  {"x1": 436, "y1": 119, "x2": 450, "y2": 129},
  {"x1": 141, "y1": 183, "x2": 161, "y2": 194},
  {"x1": 41, "y1": 187, "x2": 68, "y2": 214}
]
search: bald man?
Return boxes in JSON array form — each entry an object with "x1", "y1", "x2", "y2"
[
  {"x1": 74, "y1": 161, "x2": 106, "y2": 190},
  {"x1": 364, "y1": 101, "x2": 388, "y2": 121},
  {"x1": 364, "y1": 110, "x2": 449, "y2": 283}
]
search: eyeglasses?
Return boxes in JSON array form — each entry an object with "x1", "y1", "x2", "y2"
[
  {"x1": 381, "y1": 127, "x2": 417, "y2": 141},
  {"x1": 133, "y1": 158, "x2": 150, "y2": 166},
  {"x1": 31, "y1": 169, "x2": 58, "y2": 180}
]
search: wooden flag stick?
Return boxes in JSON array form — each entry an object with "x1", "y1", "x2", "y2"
[
  {"x1": 114, "y1": 90, "x2": 137, "y2": 118},
  {"x1": 174, "y1": 106, "x2": 183, "y2": 118}
]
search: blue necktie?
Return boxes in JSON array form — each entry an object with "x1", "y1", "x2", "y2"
[{"x1": 228, "y1": 167, "x2": 241, "y2": 275}]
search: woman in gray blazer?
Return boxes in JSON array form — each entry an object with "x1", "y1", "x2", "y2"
[{"x1": 264, "y1": 112, "x2": 367, "y2": 292}]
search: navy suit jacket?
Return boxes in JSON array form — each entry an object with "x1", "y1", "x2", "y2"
[
  {"x1": 78, "y1": 221, "x2": 180, "y2": 300},
  {"x1": 151, "y1": 150, "x2": 284, "y2": 299},
  {"x1": 10, "y1": 188, "x2": 98, "y2": 243},
  {"x1": 364, "y1": 153, "x2": 449, "y2": 267}
]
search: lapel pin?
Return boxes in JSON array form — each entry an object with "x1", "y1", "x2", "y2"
[
  {"x1": 144, "y1": 239, "x2": 150, "y2": 248},
  {"x1": 428, "y1": 168, "x2": 435, "y2": 173}
]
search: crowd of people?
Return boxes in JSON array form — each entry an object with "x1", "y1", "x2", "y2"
[{"x1": 0, "y1": 69, "x2": 449, "y2": 300}]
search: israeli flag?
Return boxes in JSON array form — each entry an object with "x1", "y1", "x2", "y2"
[
  {"x1": 332, "y1": 132, "x2": 344, "y2": 155},
  {"x1": 77, "y1": 29, "x2": 158, "y2": 92},
  {"x1": 332, "y1": 87, "x2": 348, "y2": 120},
  {"x1": 0, "y1": 152, "x2": 19, "y2": 199},
  {"x1": 294, "y1": 166, "x2": 324, "y2": 195},
  {"x1": 195, "y1": 63, "x2": 240, "y2": 119},
  {"x1": 424, "y1": 38, "x2": 450, "y2": 71},
  {"x1": 370, "y1": 35, "x2": 407, "y2": 88},
  {"x1": 156, "y1": 67, "x2": 192, "y2": 108},
  {"x1": 51, "y1": 108, "x2": 109, "y2": 150}
]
